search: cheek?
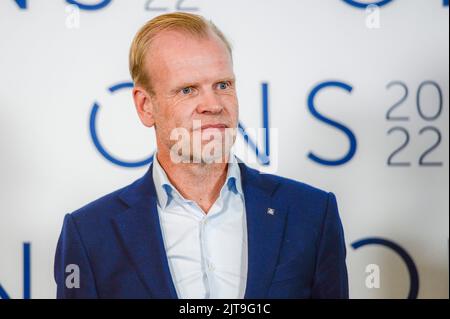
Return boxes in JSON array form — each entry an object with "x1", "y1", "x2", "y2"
[
  {"x1": 167, "y1": 103, "x2": 195, "y2": 129},
  {"x1": 154, "y1": 103, "x2": 175, "y2": 132},
  {"x1": 224, "y1": 96, "x2": 239, "y2": 118}
]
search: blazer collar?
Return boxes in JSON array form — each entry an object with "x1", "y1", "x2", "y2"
[
  {"x1": 114, "y1": 164, "x2": 178, "y2": 298},
  {"x1": 238, "y1": 161, "x2": 288, "y2": 299},
  {"x1": 115, "y1": 160, "x2": 287, "y2": 299}
]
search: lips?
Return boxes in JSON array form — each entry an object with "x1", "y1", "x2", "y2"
[{"x1": 200, "y1": 124, "x2": 228, "y2": 130}]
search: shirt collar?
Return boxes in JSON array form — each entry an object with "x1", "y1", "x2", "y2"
[{"x1": 152, "y1": 151, "x2": 243, "y2": 210}]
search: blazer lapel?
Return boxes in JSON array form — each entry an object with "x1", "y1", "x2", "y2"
[
  {"x1": 239, "y1": 163, "x2": 288, "y2": 299},
  {"x1": 110, "y1": 161, "x2": 287, "y2": 299},
  {"x1": 113, "y1": 163, "x2": 178, "y2": 299}
]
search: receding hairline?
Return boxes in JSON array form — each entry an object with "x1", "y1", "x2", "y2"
[
  {"x1": 146, "y1": 27, "x2": 232, "y2": 61},
  {"x1": 129, "y1": 13, "x2": 233, "y2": 93}
]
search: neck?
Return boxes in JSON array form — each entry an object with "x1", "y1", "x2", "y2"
[{"x1": 156, "y1": 149, "x2": 230, "y2": 214}]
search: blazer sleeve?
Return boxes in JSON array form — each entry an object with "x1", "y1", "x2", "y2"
[
  {"x1": 54, "y1": 213, "x2": 99, "y2": 298},
  {"x1": 311, "y1": 192, "x2": 349, "y2": 299}
]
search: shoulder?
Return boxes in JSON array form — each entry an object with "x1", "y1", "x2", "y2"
[
  {"x1": 239, "y1": 162, "x2": 339, "y2": 233},
  {"x1": 67, "y1": 163, "x2": 154, "y2": 224},
  {"x1": 62, "y1": 186, "x2": 127, "y2": 235},
  {"x1": 71, "y1": 186, "x2": 127, "y2": 217},
  {"x1": 240, "y1": 163, "x2": 332, "y2": 207},
  {"x1": 66, "y1": 172, "x2": 147, "y2": 231},
  {"x1": 239, "y1": 164, "x2": 341, "y2": 241}
]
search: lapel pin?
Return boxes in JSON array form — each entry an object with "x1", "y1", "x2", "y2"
[{"x1": 267, "y1": 208, "x2": 275, "y2": 215}]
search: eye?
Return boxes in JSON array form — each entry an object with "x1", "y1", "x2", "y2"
[
  {"x1": 181, "y1": 87, "x2": 193, "y2": 95},
  {"x1": 217, "y1": 82, "x2": 230, "y2": 90}
]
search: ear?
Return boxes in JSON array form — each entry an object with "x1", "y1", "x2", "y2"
[{"x1": 132, "y1": 86, "x2": 156, "y2": 128}]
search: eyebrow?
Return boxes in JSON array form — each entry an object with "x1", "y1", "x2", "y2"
[{"x1": 169, "y1": 77, "x2": 236, "y2": 94}]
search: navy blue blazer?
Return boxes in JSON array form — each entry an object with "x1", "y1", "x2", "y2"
[{"x1": 54, "y1": 162, "x2": 348, "y2": 299}]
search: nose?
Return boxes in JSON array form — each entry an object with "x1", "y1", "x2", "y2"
[{"x1": 196, "y1": 89, "x2": 223, "y2": 114}]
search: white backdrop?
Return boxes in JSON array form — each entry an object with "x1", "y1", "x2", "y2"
[{"x1": 0, "y1": 0, "x2": 448, "y2": 299}]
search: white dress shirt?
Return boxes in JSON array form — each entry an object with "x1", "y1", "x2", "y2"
[{"x1": 152, "y1": 153, "x2": 248, "y2": 299}]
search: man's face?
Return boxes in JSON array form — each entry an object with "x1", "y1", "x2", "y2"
[{"x1": 142, "y1": 29, "x2": 238, "y2": 163}]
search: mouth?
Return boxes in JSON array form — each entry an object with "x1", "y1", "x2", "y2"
[{"x1": 200, "y1": 124, "x2": 228, "y2": 131}]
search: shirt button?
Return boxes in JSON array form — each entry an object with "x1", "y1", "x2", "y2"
[{"x1": 208, "y1": 262, "x2": 215, "y2": 272}]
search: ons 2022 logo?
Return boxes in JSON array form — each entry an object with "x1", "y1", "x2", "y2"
[
  {"x1": 89, "y1": 78, "x2": 446, "y2": 169},
  {"x1": 4, "y1": 0, "x2": 445, "y2": 300},
  {"x1": 88, "y1": 80, "x2": 362, "y2": 168}
]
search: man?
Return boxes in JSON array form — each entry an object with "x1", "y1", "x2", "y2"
[{"x1": 54, "y1": 12, "x2": 348, "y2": 299}]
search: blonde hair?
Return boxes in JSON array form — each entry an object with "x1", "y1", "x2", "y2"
[{"x1": 129, "y1": 12, "x2": 233, "y2": 94}]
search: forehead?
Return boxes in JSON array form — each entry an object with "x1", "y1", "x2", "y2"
[{"x1": 146, "y1": 30, "x2": 233, "y2": 85}]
